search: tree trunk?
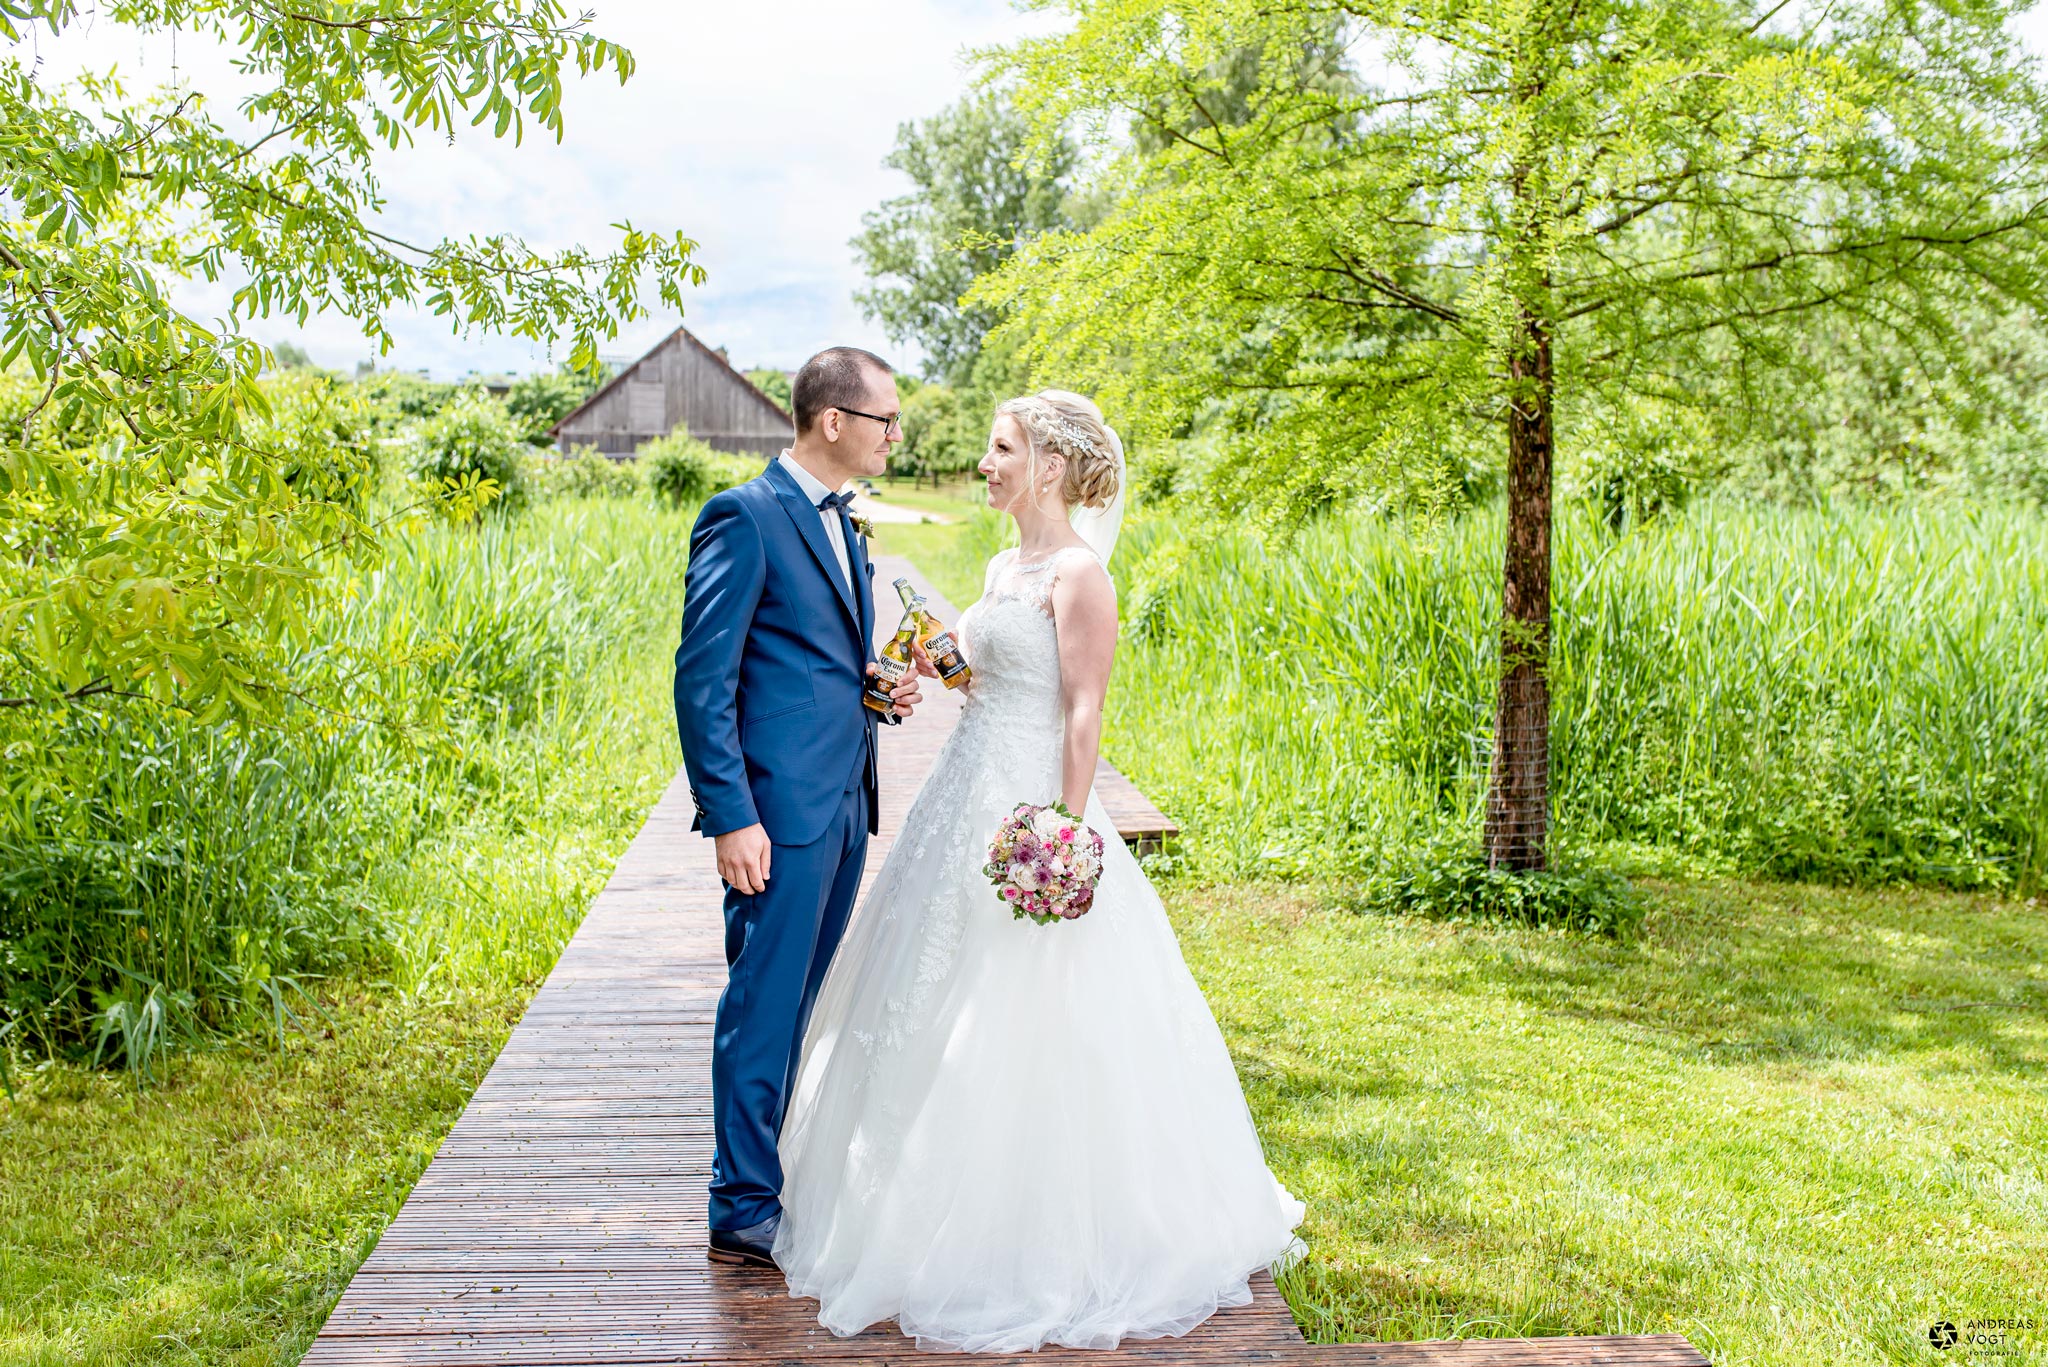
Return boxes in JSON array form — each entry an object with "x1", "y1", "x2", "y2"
[{"x1": 1484, "y1": 306, "x2": 1553, "y2": 871}]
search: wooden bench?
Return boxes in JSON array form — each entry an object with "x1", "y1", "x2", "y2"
[{"x1": 299, "y1": 555, "x2": 1708, "y2": 1366}]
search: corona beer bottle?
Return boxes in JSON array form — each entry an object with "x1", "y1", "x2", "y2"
[
  {"x1": 862, "y1": 589, "x2": 920, "y2": 715},
  {"x1": 901, "y1": 579, "x2": 973, "y2": 690}
]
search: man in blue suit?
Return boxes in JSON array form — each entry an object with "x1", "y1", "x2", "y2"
[{"x1": 674, "y1": 346, "x2": 929, "y2": 1268}]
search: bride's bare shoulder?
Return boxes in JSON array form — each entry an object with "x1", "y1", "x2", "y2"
[{"x1": 1049, "y1": 545, "x2": 1116, "y2": 611}]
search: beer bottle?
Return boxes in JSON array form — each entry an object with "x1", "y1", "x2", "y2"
[
  {"x1": 899, "y1": 578, "x2": 973, "y2": 690},
  {"x1": 862, "y1": 589, "x2": 920, "y2": 715}
]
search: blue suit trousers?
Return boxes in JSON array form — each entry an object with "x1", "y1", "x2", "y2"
[{"x1": 707, "y1": 775, "x2": 871, "y2": 1233}]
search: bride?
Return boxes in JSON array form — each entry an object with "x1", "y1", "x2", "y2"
[{"x1": 772, "y1": 390, "x2": 1305, "y2": 1353}]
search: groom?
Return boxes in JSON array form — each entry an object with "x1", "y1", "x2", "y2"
[{"x1": 674, "y1": 346, "x2": 928, "y2": 1269}]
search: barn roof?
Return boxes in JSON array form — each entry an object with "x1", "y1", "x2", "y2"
[{"x1": 547, "y1": 323, "x2": 792, "y2": 438}]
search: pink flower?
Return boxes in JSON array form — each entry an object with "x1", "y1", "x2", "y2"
[{"x1": 1059, "y1": 826, "x2": 1075, "y2": 842}]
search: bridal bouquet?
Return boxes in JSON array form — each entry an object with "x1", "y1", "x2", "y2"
[{"x1": 984, "y1": 801, "x2": 1107, "y2": 925}]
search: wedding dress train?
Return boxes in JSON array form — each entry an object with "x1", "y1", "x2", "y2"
[{"x1": 773, "y1": 546, "x2": 1306, "y2": 1353}]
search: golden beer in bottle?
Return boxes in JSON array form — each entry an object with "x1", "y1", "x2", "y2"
[
  {"x1": 897, "y1": 577, "x2": 972, "y2": 690},
  {"x1": 861, "y1": 588, "x2": 920, "y2": 715}
]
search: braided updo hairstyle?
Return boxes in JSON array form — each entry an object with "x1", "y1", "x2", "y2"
[{"x1": 995, "y1": 389, "x2": 1123, "y2": 511}]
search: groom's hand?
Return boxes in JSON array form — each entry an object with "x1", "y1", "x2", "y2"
[
  {"x1": 867, "y1": 661, "x2": 922, "y2": 718},
  {"x1": 715, "y1": 823, "x2": 772, "y2": 895}
]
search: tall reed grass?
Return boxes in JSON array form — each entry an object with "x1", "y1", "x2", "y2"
[
  {"x1": 1105, "y1": 500, "x2": 2047, "y2": 890},
  {"x1": 0, "y1": 499, "x2": 693, "y2": 1071}
]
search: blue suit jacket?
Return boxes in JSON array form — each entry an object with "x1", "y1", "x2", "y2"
[{"x1": 673, "y1": 460, "x2": 888, "y2": 846}]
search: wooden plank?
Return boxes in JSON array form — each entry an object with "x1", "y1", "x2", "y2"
[{"x1": 1093, "y1": 754, "x2": 1180, "y2": 853}]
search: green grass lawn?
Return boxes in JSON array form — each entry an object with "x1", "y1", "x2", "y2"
[
  {"x1": 0, "y1": 985, "x2": 521, "y2": 1366},
  {"x1": 1168, "y1": 878, "x2": 2047, "y2": 1365},
  {"x1": 0, "y1": 727, "x2": 668, "y2": 1366},
  {"x1": 6, "y1": 508, "x2": 2041, "y2": 1366},
  {"x1": 0, "y1": 729, "x2": 670, "y2": 1366},
  {"x1": 869, "y1": 474, "x2": 985, "y2": 521},
  {"x1": 10, "y1": 874, "x2": 2034, "y2": 1365}
]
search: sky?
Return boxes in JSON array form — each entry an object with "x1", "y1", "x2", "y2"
[
  {"x1": 20, "y1": 1, "x2": 2048, "y2": 381},
  {"x1": 25, "y1": 0, "x2": 1064, "y2": 379}
]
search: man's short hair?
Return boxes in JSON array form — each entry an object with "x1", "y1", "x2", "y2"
[{"x1": 792, "y1": 346, "x2": 893, "y2": 434}]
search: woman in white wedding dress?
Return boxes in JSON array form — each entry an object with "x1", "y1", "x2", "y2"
[{"x1": 773, "y1": 390, "x2": 1305, "y2": 1353}]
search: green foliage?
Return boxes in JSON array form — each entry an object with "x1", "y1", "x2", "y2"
[
  {"x1": 896, "y1": 381, "x2": 974, "y2": 480},
  {"x1": 976, "y1": 0, "x2": 2048, "y2": 529},
  {"x1": 354, "y1": 369, "x2": 461, "y2": 435},
  {"x1": 0, "y1": 500, "x2": 697, "y2": 1072},
  {"x1": 852, "y1": 90, "x2": 1080, "y2": 386},
  {"x1": 503, "y1": 364, "x2": 606, "y2": 445},
  {"x1": 405, "y1": 389, "x2": 526, "y2": 514},
  {"x1": 1099, "y1": 501, "x2": 2048, "y2": 891},
  {"x1": 971, "y1": 0, "x2": 2048, "y2": 870},
  {"x1": 528, "y1": 443, "x2": 638, "y2": 500},
  {"x1": 267, "y1": 339, "x2": 315, "y2": 372},
  {"x1": 252, "y1": 368, "x2": 385, "y2": 511},
  {"x1": 0, "y1": 366, "x2": 394, "y2": 721},
  {"x1": 1363, "y1": 838, "x2": 1646, "y2": 935},
  {"x1": 639, "y1": 428, "x2": 757, "y2": 506},
  {"x1": 890, "y1": 334, "x2": 1040, "y2": 485},
  {"x1": 745, "y1": 367, "x2": 792, "y2": 414},
  {"x1": 1699, "y1": 304, "x2": 2048, "y2": 508},
  {"x1": 0, "y1": 0, "x2": 701, "y2": 728}
]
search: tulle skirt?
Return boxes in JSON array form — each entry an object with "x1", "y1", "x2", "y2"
[{"x1": 773, "y1": 737, "x2": 1305, "y2": 1353}]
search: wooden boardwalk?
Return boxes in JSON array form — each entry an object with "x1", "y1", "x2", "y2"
[{"x1": 302, "y1": 557, "x2": 1708, "y2": 1367}]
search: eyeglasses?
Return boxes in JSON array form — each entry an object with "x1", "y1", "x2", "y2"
[{"x1": 834, "y1": 405, "x2": 903, "y2": 438}]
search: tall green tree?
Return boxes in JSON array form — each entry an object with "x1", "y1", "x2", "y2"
[
  {"x1": 853, "y1": 90, "x2": 1079, "y2": 386},
  {"x1": 976, "y1": 0, "x2": 2048, "y2": 869},
  {"x1": 1, "y1": 0, "x2": 702, "y2": 723}
]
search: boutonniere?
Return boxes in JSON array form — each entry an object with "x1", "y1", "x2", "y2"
[{"x1": 851, "y1": 513, "x2": 875, "y2": 539}]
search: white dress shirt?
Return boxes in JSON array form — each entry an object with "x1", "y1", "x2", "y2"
[{"x1": 776, "y1": 450, "x2": 853, "y2": 594}]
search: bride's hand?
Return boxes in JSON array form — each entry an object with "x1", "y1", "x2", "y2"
[{"x1": 910, "y1": 639, "x2": 941, "y2": 680}]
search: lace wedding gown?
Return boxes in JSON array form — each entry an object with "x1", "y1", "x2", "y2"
[{"x1": 773, "y1": 545, "x2": 1306, "y2": 1353}]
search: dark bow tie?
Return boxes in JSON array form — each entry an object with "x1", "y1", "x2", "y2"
[{"x1": 816, "y1": 490, "x2": 857, "y2": 513}]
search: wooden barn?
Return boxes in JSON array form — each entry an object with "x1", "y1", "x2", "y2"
[{"x1": 550, "y1": 324, "x2": 793, "y2": 459}]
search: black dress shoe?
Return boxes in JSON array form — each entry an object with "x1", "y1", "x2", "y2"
[{"x1": 708, "y1": 1212, "x2": 780, "y2": 1269}]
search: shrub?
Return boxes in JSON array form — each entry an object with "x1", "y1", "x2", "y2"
[
  {"x1": 640, "y1": 428, "x2": 759, "y2": 505},
  {"x1": 406, "y1": 389, "x2": 526, "y2": 513},
  {"x1": 1364, "y1": 837, "x2": 1648, "y2": 936},
  {"x1": 355, "y1": 368, "x2": 459, "y2": 435},
  {"x1": 746, "y1": 367, "x2": 792, "y2": 414},
  {"x1": 251, "y1": 369, "x2": 380, "y2": 513},
  {"x1": 529, "y1": 444, "x2": 638, "y2": 501},
  {"x1": 505, "y1": 365, "x2": 606, "y2": 445}
]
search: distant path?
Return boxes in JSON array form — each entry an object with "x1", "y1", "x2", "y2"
[{"x1": 850, "y1": 491, "x2": 954, "y2": 524}]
